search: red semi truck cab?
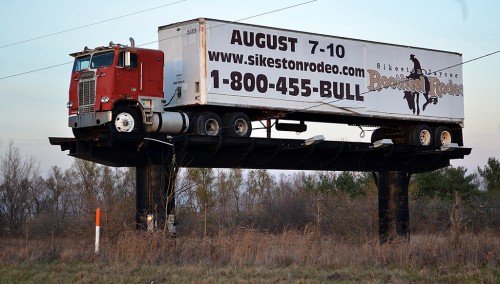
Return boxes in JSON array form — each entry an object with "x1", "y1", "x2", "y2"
[{"x1": 67, "y1": 40, "x2": 175, "y2": 138}]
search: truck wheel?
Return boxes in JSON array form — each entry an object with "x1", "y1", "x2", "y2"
[
  {"x1": 370, "y1": 128, "x2": 386, "y2": 143},
  {"x1": 407, "y1": 124, "x2": 432, "y2": 146},
  {"x1": 111, "y1": 106, "x2": 141, "y2": 132},
  {"x1": 197, "y1": 112, "x2": 222, "y2": 136},
  {"x1": 434, "y1": 126, "x2": 453, "y2": 146},
  {"x1": 72, "y1": 128, "x2": 87, "y2": 140},
  {"x1": 72, "y1": 127, "x2": 101, "y2": 140},
  {"x1": 188, "y1": 113, "x2": 201, "y2": 135},
  {"x1": 223, "y1": 112, "x2": 252, "y2": 137}
]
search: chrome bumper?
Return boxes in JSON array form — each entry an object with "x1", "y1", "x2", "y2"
[{"x1": 68, "y1": 111, "x2": 112, "y2": 128}]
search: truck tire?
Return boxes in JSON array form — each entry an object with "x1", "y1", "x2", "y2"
[
  {"x1": 111, "y1": 106, "x2": 141, "y2": 132},
  {"x1": 434, "y1": 126, "x2": 453, "y2": 146},
  {"x1": 196, "y1": 112, "x2": 222, "y2": 136},
  {"x1": 407, "y1": 124, "x2": 432, "y2": 146},
  {"x1": 370, "y1": 128, "x2": 386, "y2": 143},
  {"x1": 223, "y1": 112, "x2": 252, "y2": 137},
  {"x1": 72, "y1": 128, "x2": 85, "y2": 140},
  {"x1": 72, "y1": 127, "x2": 102, "y2": 140}
]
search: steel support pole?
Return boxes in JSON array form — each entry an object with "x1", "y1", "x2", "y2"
[
  {"x1": 135, "y1": 156, "x2": 176, "y2": 231},
  {"x1": 374, "y1": 171, "x2": 411, "y2": 243}
]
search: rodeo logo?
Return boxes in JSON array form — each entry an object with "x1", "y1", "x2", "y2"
[{"x1": 367, "y1": 54, "x2": 464, "y2": 116}]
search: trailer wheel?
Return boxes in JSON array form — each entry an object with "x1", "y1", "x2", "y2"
[
  {"x1": 197, "y1": 112, "x2": 222, "y2": 136},
  {"x1": 434, "y1": 126, "x2": 453, "y2": 146},
  {"x1": 407, "y1": 124, "x2": 432, "y2": 146},
  {"x1": 111, "y1": 106, "x2": 141, "y2": 132},
  {"x1": 223, "y1": 112, "x2": 252, "y2": 137},
  {"x1": 188, "y1": 113, "x2": 201, "y2": 134}
]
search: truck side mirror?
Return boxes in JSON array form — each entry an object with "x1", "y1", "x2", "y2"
[{"x1": 124, "y1": 51, "x2": 131, "y2": 68}]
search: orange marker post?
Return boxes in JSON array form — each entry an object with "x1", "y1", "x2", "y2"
[{"x1": 95, "y1": 208, "x2": 101, "y2": 254}]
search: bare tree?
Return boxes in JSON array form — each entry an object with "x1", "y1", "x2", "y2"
[
  {"x1": 70, "y1": 159, "x2": 101, "y2": 213},
  {"x1": 0, "y1": 141, "x2": 40, "y2": 235},
  {"x1": 214, "y1": 169, "x2": 230, "y2": 232},
  {"x1": 45, "y1": 166, "x2": 73, "y2": 215},
  {"x1": 244, "y1": 169, "x2": 274, "y2": 213},
  {"x1": 227, "y1": 168, "x2": 243, "y2": 213},
  {"x1": 37, "y1": 165, "x2": 76, "y2": 233},
  {"x1": 184, "y1": 168, "x2": 214, "y2": 236}
]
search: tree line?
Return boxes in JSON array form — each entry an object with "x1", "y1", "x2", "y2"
[{"x1": 1, "y1": 141, "x2": 499, "y2": 237}]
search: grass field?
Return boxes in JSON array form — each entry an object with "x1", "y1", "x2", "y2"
[
  {"x1": 1, "y1": 230, "x2": 499, "y2": 283},
  {"x1": 1, "y1": 262, "x2": 498, "y2": 283}
]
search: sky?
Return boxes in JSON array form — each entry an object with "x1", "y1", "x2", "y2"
[{"x1": 0, "y1": 0, "x2": 499, "y2": 175}]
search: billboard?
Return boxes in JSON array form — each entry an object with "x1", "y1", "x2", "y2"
[
  {"x1": 159, "y1": 19, "x2": 464, "y2": 123},
  {"x1": 204, "y1": 20, "x2": 464, "y2": 120}
]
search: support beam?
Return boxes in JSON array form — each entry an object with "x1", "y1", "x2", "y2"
[
  {"x1": 374, "y1": 171, "x2": 411, "y2": 243},
  {"x1": 266, "y1": 119, "x2": 271, "y2": 139},
  {"x1": 49, "y1": 135, "x2": 471, "y2": 172}
]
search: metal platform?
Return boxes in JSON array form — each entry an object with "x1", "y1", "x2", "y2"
[
  {"x1": 49, "y1": 132, "x2": 471, "y2": 239},
  {"x1": 49, "y1": 133, "x2": 471, "y2": 173}
]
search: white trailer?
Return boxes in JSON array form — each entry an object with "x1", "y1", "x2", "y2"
[{"x1": 158, "y1": 18, "x2": 464, "y2": 145}]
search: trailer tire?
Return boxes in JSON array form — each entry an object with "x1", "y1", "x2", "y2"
[
  {"x1": 407, "y1": 124, "x2": 432, "y2": 146},
  {"x1": 223, "y1": 112, "x2": 252, "y2": 137},
  {"x1": 434, "y1": 126, "x2": 453, "y2": 146},
  {"x1": 196, "y1": 112, "x2": 222, "y2": 136},
  {"x1": 188, "y1": 113, "x2": 201, "y2": 135},
  {"x1": 111, "y1": 106, "x2": 141, "y2": 133}
]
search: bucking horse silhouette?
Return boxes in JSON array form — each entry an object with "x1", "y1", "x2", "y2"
[{"x1": 403, "y1": 54, "x2": 437, "y2": 115}]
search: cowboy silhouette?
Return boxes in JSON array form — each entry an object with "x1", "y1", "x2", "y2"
[{"x1": 403, "y1": 54, "x2": 436, "y2": 115}]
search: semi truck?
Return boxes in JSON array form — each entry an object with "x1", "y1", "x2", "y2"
[{"x1": 67, "y1": 18, "x2": 464, "y2": 146}]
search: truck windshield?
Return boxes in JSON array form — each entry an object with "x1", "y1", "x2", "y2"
[
  {"x1": 90, "y1": 51, "x2": 115, "y2": 69},
  {"x1": 72, "y1": 51, "x2": 115, "y2": 72},
  {"x1": 73, "y1": 55, "x2": 90, "y2": 72}
]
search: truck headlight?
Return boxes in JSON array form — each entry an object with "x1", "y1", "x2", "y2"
[
  {"x1": 101, "y1": 96, "x2": 110, "y2": 103},
  {"x1": 67, "y1": 101, "x2": 73, "y2": 108}
]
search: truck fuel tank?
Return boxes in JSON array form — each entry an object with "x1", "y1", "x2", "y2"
[{"x1": 148, "y1": 111, "x2": 189, "y2": 134}]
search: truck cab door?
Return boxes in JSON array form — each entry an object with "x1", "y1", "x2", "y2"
[{"x1": 116, "y1": 51, "x2": 140, "y2": 98}]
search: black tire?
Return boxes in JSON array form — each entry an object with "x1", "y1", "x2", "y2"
[
  {"x1": 111, "y1": 106, "x2": 142, "y2": 133},
  {"x1": 196, "y1": 112, "x2": 222, "y2": 136},
  {"x1": 188, "y1": 113, "x2": 201, "y2": 134},
  {"x1": 223, "y1": 112, "x2": 252, "y2": 137},
  {"x1": 433, "y1": 126, "x2": 453, "y2": 146},
  {"x1": 371, "y1": 128, "x2": 386, "y2": 143},
  {"x1": 407, "y1": 124, "x2": 432, "y2": 146},
  {"x1": 72, "y1": 128, "x2": 86, "y2": 140},
  {"x1": 72, "y1": 127, "x2": 101, "y2": 140}
]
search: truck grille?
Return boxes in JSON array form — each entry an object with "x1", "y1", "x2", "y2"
[{"x1": 78, "y1": 78, "x2": 96, "y2": 114}]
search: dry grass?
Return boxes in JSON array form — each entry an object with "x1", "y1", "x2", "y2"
[
  {"x1": 2, "y1": 229, "x2": 499, "y2": 267},
  {"x1": 98, "y1": 229, "x2": 497, "y2": 268},
  {"x1": 1, "y1": 229, "x2": 499, "y2": 282}
]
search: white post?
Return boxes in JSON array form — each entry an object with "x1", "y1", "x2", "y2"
[{"x1": 95, "y1": 208, "x2": 101, "y2": 254}]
